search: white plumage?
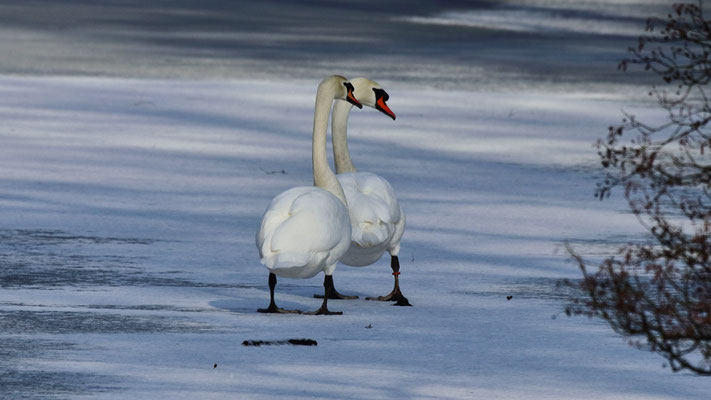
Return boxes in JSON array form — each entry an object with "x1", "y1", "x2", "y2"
[
  {"x1": 256, "y1": 186, "x2": 351, "y2": 279},
  {"x1": 255, "y1": 75, "x2": 362, "y2": 314},
  {"x1": 328, "y1": 77, "x2": 411, "y2": 305},
  {"x1": 337, "y1": 171, "x2": 405, "y2": 267}
]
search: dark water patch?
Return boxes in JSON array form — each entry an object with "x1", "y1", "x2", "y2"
[
  {"x1": 1, "y1": 301, "x2": 214, "y2": 313},
  {"x1": 0, "y1": 265, "x2": 140, "y2": 288},
  {"x1": 0, "y1": 229, "x2": 158, "y2": 246},
  {"x1": 0, "y1": 310, "x2": 212, "y2": 334},
  {"x1": 456, "y1": 277, "x2": 583, "y2": 303},
  {"x1": 562, "y1": 234, "x2": 654, "y2": 258},
  {"x1": 0, "y1": 263, "x2": 259, "y2": 289},
  {"x1": 81, "y1": 304, "x2": 211, "y2": 313},
  {"x1": 0, "y1": 228, "x2": 150, "y2": 288},
  {"x1": 0, "y1": 338, "x2": 116, "y2": 399},
  {"x1": 0, "y1": 337, "x2": 76, "y2": 359},
  {"x1": 0, "y1": 369, "x2": 117, "y2": 400},
  {"x1": 0, "y1": 228, "x2": 256, "y2": 289}
]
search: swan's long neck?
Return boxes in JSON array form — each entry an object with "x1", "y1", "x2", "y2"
[
  {"x1": 331, "y1": 100, "x2": 357, "y2": 174},
  {"x1": 313, "y1": 80, "x2": 348, "y2": 206}
]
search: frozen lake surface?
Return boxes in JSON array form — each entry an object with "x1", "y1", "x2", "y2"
[
  {"x1": 0, "y1": 0, "x2": 670, "y2": 91},
  {"x1": 2, "y1": 0, "x2": 709, "y2": 399},
  {"x1": 1, "y1": 77, "x2": 707, "y2": 399}
]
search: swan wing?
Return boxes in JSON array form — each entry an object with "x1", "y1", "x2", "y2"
[
  {"x1": 256, "y1": 186, "x2": 351, "y2": 277},
  {"x1": 338, "y1": 172, "x2": 403, "y2": 248}
]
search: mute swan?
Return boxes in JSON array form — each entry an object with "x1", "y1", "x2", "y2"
[
  {"x1": 320, "y1": 77, "x2": 411, "y2": 306},
  {"x1": 255, "y1": 75, "x2": 362, "y2": 315}
]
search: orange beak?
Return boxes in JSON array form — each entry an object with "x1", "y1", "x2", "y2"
[
  {"x1": 376, "y1": 97, "x2": 396, "y2": 120},
  {"x1": 346, "y1": 89, "x2": 363, "y2": 109}
]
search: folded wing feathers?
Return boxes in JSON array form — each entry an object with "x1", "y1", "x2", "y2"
[
  {"x1": 339, "y1": 172, "x2": 402, "y2": 248},
  {"x1": 257, "y1": 187, "x2": 351, "y2": 272}
]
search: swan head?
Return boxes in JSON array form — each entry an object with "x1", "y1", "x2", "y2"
[
  {"x1": 349, "y1": 77, "x2": 396, "y2": 120},
  {"x1": 322, "y1": 75, "x2": 362, "y2": 109}
]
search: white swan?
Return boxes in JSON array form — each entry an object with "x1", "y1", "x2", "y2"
[
  {"x1": 326, "y1": 77, "x2": 411, "y2": 306},
  {"x1": 255, "y1": 75, "x2": 362, "y2": 315}
]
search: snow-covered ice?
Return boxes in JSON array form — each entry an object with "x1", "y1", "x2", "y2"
[
  {"x1": 2, "y1": 0, "x2": 710, "y2": 397},
  {"x1": 1, "y1": 76, "x2": 708, "y2": 399}
]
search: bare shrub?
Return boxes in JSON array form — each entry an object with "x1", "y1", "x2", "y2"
[{"x1": 567, "y1": 2, "x2": 711, "y2": 375}]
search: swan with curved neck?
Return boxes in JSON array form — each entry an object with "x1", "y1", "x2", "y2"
[
  {"x1": 332, "y1": 78, "x2": 395, "y2": 174},
  {"x1": 255, "y1": 75, "x2": 361, "y2": 315},
  {"x1": 320, "y1": 77, "x2": 410, "y2": 306}
]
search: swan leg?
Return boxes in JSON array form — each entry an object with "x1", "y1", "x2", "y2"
[
  {"x1": 258, "y1": 273, "x2": 302, "y2": 314},
  {"x1": 313, "y1": 274, "x2": 358, "y2": 299},
  {"x1": 366, "y1": 255, "x2": 412, "y2": 306},
  {"x1": 305, "y1": 275, "x2": 343, "y2": 315}
]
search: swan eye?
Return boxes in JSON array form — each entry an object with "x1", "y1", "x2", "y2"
[
  {"x1": 343, "y1": 81, "x2": 363, "y2": 108},
  {"x1": 372, "y1": 88, "x2": 389, "y2": 102}
]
